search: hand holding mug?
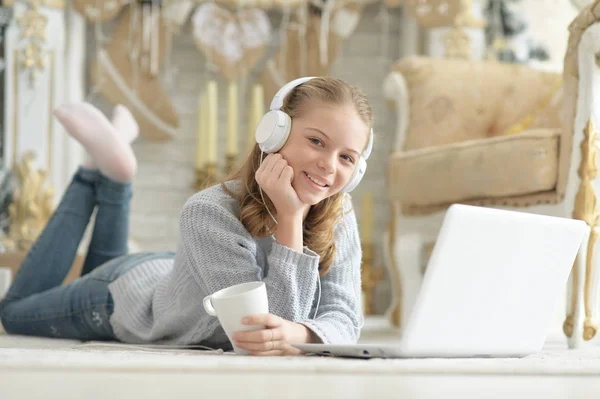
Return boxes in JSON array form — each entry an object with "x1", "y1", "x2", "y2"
[
  {"x1": 202, "y1": 281, "x2": 269, "y2": 355},
  {"x1": 231, "y1": 313, "x2": 312, "y2": 356}
]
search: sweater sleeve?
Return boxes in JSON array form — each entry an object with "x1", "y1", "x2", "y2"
[
  {"x1": 299, "y1": 203, "x2": 364, "y2": 344},
  {"x1": 180, "y1": 197, "x2": 320, "y2": 322}
]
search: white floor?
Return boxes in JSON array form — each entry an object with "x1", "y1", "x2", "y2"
[
  {"x1": 2, "y1": 371, "x2": 600, "y2": 399},
  {"x1": 2, "y1": 317, "x2": 600, "y2": 399}
]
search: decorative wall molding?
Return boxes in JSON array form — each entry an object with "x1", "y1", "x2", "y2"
[{"x1": 3, "y1": 1, "x2": 85, "y2": 205}]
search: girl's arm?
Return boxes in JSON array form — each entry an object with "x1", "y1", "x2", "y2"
[
  {"x1": 298, "y1": 203, "x2": 363, "y2": 344},
  {"x1": 180, "y1": 195, "x2": 320, "y2": 322}
]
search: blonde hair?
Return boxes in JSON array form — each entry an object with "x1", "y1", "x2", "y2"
[{"x1": 223, "y1": 77, "x2": 373, "y2": 276}]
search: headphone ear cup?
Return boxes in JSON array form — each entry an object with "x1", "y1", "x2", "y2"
[
  {"x1": 255, "y1": 110, "x2": 292, "y2": 153},
  {"x1": 342, "y1": 157, "x2": 367, "y2": 193}
]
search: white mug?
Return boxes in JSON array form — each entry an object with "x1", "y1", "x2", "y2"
[
  {"x1": 0, "y1": 267, "x2": 11, "y2": 300},
  {"x1": 203, "y1": 281, "x2": 269, "y2": 355}
]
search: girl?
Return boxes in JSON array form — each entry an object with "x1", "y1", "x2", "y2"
[{"x1": 0, "y1": 77, "x2": 373, "y2": 356}]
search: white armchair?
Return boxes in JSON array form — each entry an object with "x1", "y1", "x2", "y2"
[{"x1": 383, "y1": 0, "x2": 600, "y2": 348}]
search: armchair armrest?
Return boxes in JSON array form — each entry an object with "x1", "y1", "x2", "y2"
[{"x1": 563, "y1": 5, "x2": 600, "y2": 344}]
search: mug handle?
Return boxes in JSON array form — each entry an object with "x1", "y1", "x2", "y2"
[{"x1": 203, "y1": 295, "x2": 217, "y2": 316}]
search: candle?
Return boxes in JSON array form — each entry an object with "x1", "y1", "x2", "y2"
[
  {"x1": 227, "y1": 81, "x2": 238, "y2": 155},
  {"x1": 195, "y1": 90, "x2": 207, "y2": 169},
  {"x1": 247, "y1": 84, "x2": 264, "y2": 153},
  {"x1": 361, "y1": 193, "x2": 373, "y2": 243},
  {"x1": 207, "y1": 80, "x2": 218, "y2": 164}
]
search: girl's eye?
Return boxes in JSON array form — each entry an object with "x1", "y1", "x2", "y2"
[
  {"x1": 309, "y1": 138, "x2": 323, "y2": 146},
  {"x1": 341, "y1": 155, "x2": 355, "y2": 164}
]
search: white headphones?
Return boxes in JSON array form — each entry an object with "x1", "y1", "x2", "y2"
[{"x1": 255, "y1": 77, "x2": 373, "y2": 193}]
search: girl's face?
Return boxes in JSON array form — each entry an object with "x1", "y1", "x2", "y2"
[{"x1": 278, "y1": 101, "x2": 370, "y2": 206}]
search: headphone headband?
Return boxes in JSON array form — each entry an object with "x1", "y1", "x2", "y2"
[{"x1": 269, "y1": 76, "x2": 316, "y2": 111}]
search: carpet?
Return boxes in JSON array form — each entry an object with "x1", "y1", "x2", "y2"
[{"x1": 2, "y1": 330, "x2": 600, "y2": 376}]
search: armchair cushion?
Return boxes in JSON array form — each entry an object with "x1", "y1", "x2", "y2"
[
  {"x1": 392, "y1": 57, "x2": 563, "y2": 151},
  {"x1": 388, "y1": 129, "x2": 560, "y2": 211}
]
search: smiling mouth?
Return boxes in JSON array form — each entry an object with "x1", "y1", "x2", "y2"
[{"x1": 304, "y1": 172, "x2": 329, "y2": 188}]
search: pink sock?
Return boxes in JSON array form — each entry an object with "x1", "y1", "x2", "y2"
[
  {"x1": 54, "y1": 103, "x2": 137, "y2": 183},
  {"x1": 111, "y1": 104, "x2": 139, "y2": 144}
]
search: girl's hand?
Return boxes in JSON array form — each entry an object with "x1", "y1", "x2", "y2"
[
  {"x1": 255, "y1": 153, "x2": 309, "y2": 220},
  {"x1": 232, "y1": 313, "x2": 312, "y2": 356}
]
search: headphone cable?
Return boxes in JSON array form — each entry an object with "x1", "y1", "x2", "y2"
[{"x1": 259, "y1": 151, "x2": 278, "y2": 226}]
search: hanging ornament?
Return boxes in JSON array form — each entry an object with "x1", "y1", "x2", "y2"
[
  {"x1": 72, "y1": 0, "x2": 128, "y2": 23},
  {"x1": 260, "y1": 1, "x2": 363, "y2": 101},
  {"x1": 90, "y1": 3, "x2": 180, "y2": 141},
  {"x1": 191, "y1": 2, "x2": 272, "y2": 80},
  {"x1": 403, "y1": 0, "x2": 461, "y2": 28}
]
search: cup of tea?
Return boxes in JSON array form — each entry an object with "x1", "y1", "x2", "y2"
[{"x1": 203, "y1": 281, "x2": 269, "y2": 354}]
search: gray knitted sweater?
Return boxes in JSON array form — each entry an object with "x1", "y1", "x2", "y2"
[{"x1": 107, "y1": 181, "x2": 363, "y2": 348}]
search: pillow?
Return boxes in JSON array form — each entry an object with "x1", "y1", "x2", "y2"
[{"x1": 392, "y1": 57, "x2": 562, "y2": 150}]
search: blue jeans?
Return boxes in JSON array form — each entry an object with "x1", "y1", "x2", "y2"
[{"x1": 0, "y1": 168, "x2": 134, "y2": 340}]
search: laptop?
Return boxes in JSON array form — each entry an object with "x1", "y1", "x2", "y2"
[{"x1": 294, "y1": 204, "x2": 587, "y2": 359}]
